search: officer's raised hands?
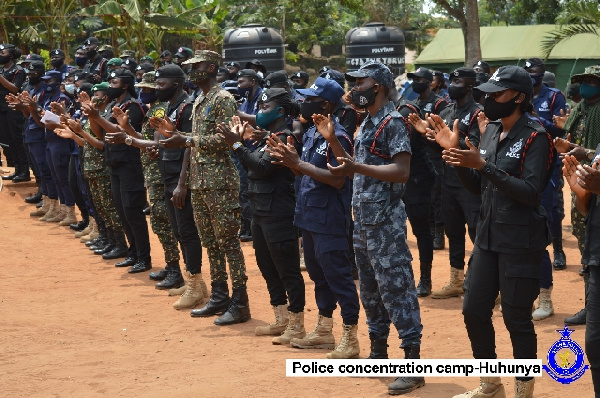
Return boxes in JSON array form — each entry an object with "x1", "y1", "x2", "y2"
[
  {"x1": 427, "y1": 114, "x2": 460, "y2": 150},
  {"x1": 407, "y1": 112, "x2": 429, "y2": 136},
  {"x1": 553, "y1": 108, "x2": 570, "y2": 129},
  {"x1": 563, "y1": 155, "x2": 588, "y2": 197},
  {"x1": 578, "y1": 161, "x2": 600, "y2": 195},
  {"x1": 442, "y1": 138, "x2": 485, "y2": 170}
]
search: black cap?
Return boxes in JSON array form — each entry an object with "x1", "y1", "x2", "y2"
[
  {"x1": 291, "y1": 71, "x2": 309, "y2": 81},
  {"x1": 473, "y1": 60, "x2": 491, "y2": 74},
  {"x1": 449, "y1": 67, "x2": 477, "y2": 79},
  {"x1": 136, "y1": 63, "x2": 155, "y2": 73},
  {"x1": 41, "y1": 70, "x2": 63, "y2": 82},
  {"x1": 74, "y1": 72, "x2": 94, "y2": 82},
  {"x1": 122, "y1": 58, "x2": 137, "y2": 69},
  {"x1": 84, "y1": 37, "x2": 100, "y2": 45},
  {"x1": 524, "y1": 58, "x2": 545, "y2": 70},
  {"x1": 567, "y1": 83, "x2": 581, "y2": 98},
  {"x1": 264, "y1": 70, "x2": 288, "y2": 88},
  {"x1": 237, "y1": 69, "x2": 258, "y2": 79},
  {"x1": 407, "y1": 67, "x2": 433, "y2": 82},
  {"x1": 226, "y1": 61, "x2": 241, "y2": 69},
  {"x1": 51, "y1": 49, "x2": 65, "y2": 58},
  {"x1": 0, "y1": 43, "x2": 15, "y2": 50},
  {"x1": 246, "y1": 59, "x2": 262, "y2": 67},
  {"x1": 475, "y1": 65, "x2": 533, "y2": 96},
  {"x1": 77, "y1": 82, "x2": 94, "y2": 96},
  {"x1": 160, "y1": 50, "x2": 172, "y2": 58},
  {"x1": 25, "y1": 54, "x2": 44, "y2": 61},
  {"x1": 155, "y1": 64, "x2": 185, "y2": 79},
  {"x1": 543, "y1": 71, "x2": 556, "y2": 88},
  {"x1": 108, "y1": 68, "x2": 136, "y2": 80},
  {"x1": 318, "y1": 66, "x2": 331, "y2": 74},
  {"x1": 217, "y1": 67, "x2": 228, "y2": 74},
  {"x1": 320, "y1": 69, "x2": 345, "y2": 87},
  {"x1": 258, "y1": 88, "x2": 288, "y2": 103},
  {"x1": 174, "y1": 47, "x2": 193, "y2": 58},
  {"x1": 28, "y1": 60, "x2": 45, "y2": 73}
]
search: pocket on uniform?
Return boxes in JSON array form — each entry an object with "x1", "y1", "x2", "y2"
[
  {"x1": 358, "y1": 192, "x2": 389, "y2": 226},
  {"x1": 304, "y1": 194, "x2": 328, "y2": 225},
  {"x1": 249, "y1": 180, "x2": 275, "y2": 212}
]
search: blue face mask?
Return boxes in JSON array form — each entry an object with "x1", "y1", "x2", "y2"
[
  {"x1": 255, "y1": 106, "x2": 282, "y2": 130},
  {"x1": 580, "y1": 82, "x2": 600, "y2": 99},
  {"x1": 237, "y1": 86, "x2": 252, "y2": 98},
  {"x1": 139, "y1": 91, "x2": 157, "y2": 104},
  {"x1": 65, "y1": 83, "x2": 75, "y2": 94},
  {"x1": 530, "y1": 72, "x2": 544, "y2": 86}
]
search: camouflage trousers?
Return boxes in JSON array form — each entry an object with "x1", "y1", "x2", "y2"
[
  {"x1": 572, "y1": 191, "x2": 587, "y2": 258},
  {"x1": 148, "y1": 184, "x2": 180, "y2": 265},
  {"x1": 354, "y1": 218, "x2": 423, "y2": 347},
  {"x1": 191, "y1": 189, "x2": 247, "y2": 289},
  {"x1": 87, "y1": 172, "x2": 120, "y2": 229}
]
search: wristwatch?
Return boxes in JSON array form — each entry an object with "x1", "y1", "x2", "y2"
[
  {"x1": 185, "y1": 136, "x2": 194, "y2": 148},
  {"x1": 125, "y1": 136, "x2": 133, "y2": 146},
  {"x1": 232, "y1": 142, "x2": 243, "y2": 150},
  {"x1": 586, "y1": 149, "x2": 596, "y2": 161}
]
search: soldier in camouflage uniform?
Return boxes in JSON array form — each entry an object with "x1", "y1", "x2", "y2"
[
  {"x1": 133, "y1": 72, "x2": 182, "y2": 288},
  {"x1": 324, "y1": 62, "x2": 424, "y2": 395},
  {"x1": 160, "y1": 50, "x2": 250, "y2": 326}
]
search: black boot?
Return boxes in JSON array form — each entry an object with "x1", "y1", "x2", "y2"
[
  {"x1": 94, "y1": 228, "x2": 115, "y2": 255},
  {"x1": 155, "y1": 263, "x2": 184, "y2": 289},
  {"x1": 190, "y1": 282, "x2": 230, "y2": 317},
  {"x1": 214, "y1": 286, "x2": 251, "y2": 325},
  {"x1": 368, "y1": 334, "x2": 388, "y2": 359},
  {"x1": 416, "y1": 262, "x2": 432, "y2": 297},
  {"x1": 12, "y1": 164, "x2": 31, "y2": 183},
  {"x1": 128, "y1": 257, "x2": 152, "y2": 273},
  {"x1": 388, "y1": 345, "x2": 425, "y2": 395},
  {"x1": 552, "y1": 237, "x2": 567, "y2": 270},
  {"x1": 149, "y1": 268, "x2": 169, "y2": 281},
  {"x1": 25, "y1": 188, "x2": 42, "y2": 204},
  {"x1": 433, "y1": 225, "x2": 445, "y2": 250},
  {"x1": 115, "y1": 253, "x2": 137, "y2": 267},
  {"x1": 102, "y1": 229, "x2": 128, "y2": 260},
  {"x1": 89, "y1": 235, "x2": 108, "y2": 251},
  {"x1": 566, "y1": 272, "x2": 589, "y2": 325},
  {"x1": 70, "y1": 217, "x2": 89, "y2": 231}
]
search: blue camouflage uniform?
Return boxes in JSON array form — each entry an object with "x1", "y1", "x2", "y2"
[{"x1": 353, "y1": 101, "x2": 423, "y2": 347}]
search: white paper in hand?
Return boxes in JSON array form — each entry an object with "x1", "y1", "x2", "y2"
[{"x1": 40, "y1": 110, "x2": 61, "y2": 125}]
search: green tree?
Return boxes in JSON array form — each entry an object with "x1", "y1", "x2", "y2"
[{"x1": 482, "y1": 0, "x2": 562, "y2": 25}]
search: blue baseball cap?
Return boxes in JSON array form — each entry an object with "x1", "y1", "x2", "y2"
[
  {"x1": 296, "y1": 77, "x2": 345, "y2": 103},
  {"x1": 41, "y1": 70, "x2": 63, "y2": 82},
  {"x1": 346, "y1": 61, "x2": 394, "y2": 88}
]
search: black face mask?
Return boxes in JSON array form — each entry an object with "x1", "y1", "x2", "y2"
[
  {"x1": 87, "y1": 49, "x2": 97, "y2": 60},
  {"x1": 411, "y1": 81, "x2": 429, "y2": 94},
  {"x1": 50, "y1": 59, "x2": 64, "y2": 68},
  {"x1": 448, "y1": 85, "x2": 469, "y2": 100},
  {"x1": 351, "y1": 85, "x2": 377, "y2": 109},
  {"x1": 107, "y1": 86, "x2": 126, "y2": 100},
  {"x1": 28, "y1": 76, "x2": 42, "y2": 85},
  {"x1": 155, "y1": 84, "x2": 178, "y2": 102},
  {"x1": 300, "y1": 101, "x2": 325, "y2": 123},
  {"x1": 484, "y1": 93, "x2": 520, "y2": 120},
  {"x1": 0, "y1": 55, "x2": 11, "y2": 65}
]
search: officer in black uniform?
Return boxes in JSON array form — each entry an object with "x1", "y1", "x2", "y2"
[
  {"x1": 445, "y1": 65, "x2": 554, "y2": 397},
  {"x1": 320, "y1": 69, "x2": 359, "y2": 137},
  {"x1": 82, "y1": 37, "x2": 107, "y2": 83},
  {"x1": 407, "y1": 67, "x2": 449, "y2": 250}
]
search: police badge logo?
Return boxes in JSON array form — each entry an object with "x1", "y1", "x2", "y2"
[
  {"x1": 543, "y1": 326, "x2": 588, "y2": 384},
  {"x1": 261, "y1": 93, "x2": 268, "y2": 102}
]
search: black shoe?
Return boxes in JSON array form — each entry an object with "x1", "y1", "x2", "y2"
[
  {"x1": 565, "y1": 308, "x2": 586, "y2": 325},
  {"x1": 143, "y1": 206, "x2": 151, "y2": 215},
  {"x1": 433, "y1": 227, "x2": 445, "y2": 250},
  {"x1": 86, "y1": 237, "x2": 102, "y2": 247},
  {"x1": 94, "y1": 243, "x2": 115, "y2": 255},
  {"x1": 25, "y1": 191, "x2": 43, "y2": 204},
  {"x1": 214, "y1": 286, "x2": 251, "y2": 325},
  {"x1": 115, "y1": 255, "x2": 137, "y2": 267},
  {"x1": 239, "y1": 231, "x2": 252, "y2": 242},
  {"x1": 155, "y1": 269, "x2": 184, "y2": 289},
  {"x1": 416, "y1": 278, "x2": 432, "y2": 297},
  {"x1": 553, "y1": 250, "x2": 567, "y2": 270},
  {"x1": 89, "y1": 238, "x2": 108, "y2": 251},
  {"x1": 579, "y1": 265, "x2": 589, "y2": 276},
  {"x1": 70, "y1": 218, "x2": 89, "y2": 231},
  {"x1": 36, "y1": 201, "x2": 43, "y2": 208},
  {"x1": 102, "y1": 245, "x2": 128, "y2": 260},
  {"x1": 128, "y1": 259, "x2": 152, "y2": 273},
  {"x1": 149, "y1": 268, "x2": 169, "y2": 281},
  {"x1": 190, "y1": 282, "x2": 230, "y2": 317},
  {"x1": 388, "y1": 345, "x2": 425, "y2": 395},
  {"x1": 12, "y1": 172, "x2": 31, "y2": 183},
  {"x1": 368, "y1": 336, "x2": 388, "y2": 359},
  {"x1": 2, "y1": 173, "x2": 15, "y2": 180}
]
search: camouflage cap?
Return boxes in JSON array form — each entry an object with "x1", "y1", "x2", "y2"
[
  {"x1": 135, "y1": 71, "x2": 157, "y2": 89},
  {"x1": 120, "y1": 49, "x2": 136, "y2": 58},
  {"x1": 99, "y1": 44, "x2": 114, "y2": 52},
  {"x1": 346, "y1": 61, "x2": 394, "y2": 88},
  {"x1": 181, "y1": 50, "x2": 220, "y2": 66},
  {"x1": 571, "y1": 65, "x2": 600, "y2": 84}
]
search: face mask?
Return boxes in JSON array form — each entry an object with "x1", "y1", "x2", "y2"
[
  {"x1": 448, "y1": 85, "x2": 468, "y2": 100},
  {"x1": 255, "y1": 106, "x2": 282, "y2": 130},
  {"x1": 107, "y1": 86, "x2": 125, "y2": 100},
  {"x1": 300, "y1": 101, "x2": 324, "y2": 122},
  {"x1": 530, "y1": 72, "x2": 544, "y2": 86},
  {"x1": 0, "y1": 55, "x2": 11, "y2": 65},
  {"x1": 75, "y1": 57, "x2": 87, "y2": 67},
  {"x1": 87, "y1": 49, "x2": 97, "y2": 59},
  {"x1": 580, "y1": 82, "x2": 600, "y2": 99},
  {"x1": 237, "y1": 86, "x2": 253, "y2": 98},
  {"x1": 29, "y1": 76, "x2": 42, "y2": 85},
  {"x1": 484, "y1": 93, "x2": 520, "y2": 120},
  {"x1": 92, "y1": 95, "x2": 107, "y2": 106},
  {"x1": 292, "y1": 83, "x2": 303, "y2": 90},
  {"x1": 411, "y1": 81, "x2": 429, "y2": 94},
  {"x1": 188, "y1": 69, "x2": 215, "y2": 85},
  {"x1": 351, "y1": 85, "x2": 377, "y2": 109},
  {"x1": 64, "y1": 83, "x2": 75, "y2": 94},
  {"x1": 155, "y1": 85, "x2": 177, "y2": 102},
  {"x1": 139, "y1": 91, "x2": 157, "y2": 104},
  {"x1": 45, "y1": 83, "x2": 59, "y2": 93},
  {"x1": 50, "y1": 59, "x2": 64, "y2": 68}
]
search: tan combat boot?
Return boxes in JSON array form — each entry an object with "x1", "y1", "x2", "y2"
[
  {"x1": 273, "y1": 311, "x2": 306, "y2": 345},
  {"x1": 431, "y1": 267, "x2": 464, "y2": 299},
  {"x1": 39, "y1": 199, "x2": 59, "y2": 221},
  {"x1": 532, "y1": 287, "x2": 554, "y2": 321},
  {"x1": 47, "y1": 204, "x2": 67, "y2": 223},
  {"x1": 326, "y1": 324, "x2": 360, "y2": 359},
  {"x1": 452, "y1": 377, "x2": 506, "y2": 398},
  {"x1": 59, "y1": 205, "x2": 78, "y2": 226},
  {"x1": 290, "y1": 315, "x2": 335, "y2": 349},
  {"x1": 514, "y1": 379, "x2": 534, "y2": 398},
  {"x1": 75, "y1": 218, "x2": 95, "y2": 238},
  {"x1": 173, "y1": 272, "x2": 205, "y2": 310},
  {"x1": 30, "y1": 196, "x2": 50, "y2": 217},
  {"x1": 255, "y1": 304, "x2": 289, "y2": 336}
]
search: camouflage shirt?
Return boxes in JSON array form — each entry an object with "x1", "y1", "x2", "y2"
[
  {"x1": 188, "y1": 84, "x2": 239, "y2": 190},
  {"x1": 82, "y1": 117, "x2": 108, "y2": 176},
  {"x1": 141, "y1": 101, "x2": 168, "y2": 186}
]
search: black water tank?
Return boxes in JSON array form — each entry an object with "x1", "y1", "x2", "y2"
[
  {"x1": 345, "y1": 22, "x2": 405, "y2": 75},
  {"x1": 223, "y1": 23, "x2": 285, "y2": 73}
]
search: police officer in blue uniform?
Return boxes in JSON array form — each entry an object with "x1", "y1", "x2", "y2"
[{"x1": 49, "y1": 49, "x2": 70, "y2": 80}]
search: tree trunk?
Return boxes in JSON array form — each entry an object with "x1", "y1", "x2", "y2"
[{"x1": 464, "y1": 0, "x2": 481, "y2": 67}]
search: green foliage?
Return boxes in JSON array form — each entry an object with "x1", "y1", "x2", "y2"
[{"x1": 483, "y1": 0, "x2": 563, "y2": 25}]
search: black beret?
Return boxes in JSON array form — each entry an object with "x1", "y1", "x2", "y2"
[
  {"x1": 51, "y1": 49, "x2": 65, "y2": 57},
  {"x1": 237, "y1": 69, "x2": 258, "y2": 79},
  {"x1": 108, "y1": 68, "x2": 135, "y2": 80},
  {"x1": 155, "y1": 64, "x2": 185, "y2": 79},
  {"x1": 258, "y1": 88, "x2": 288, "y2": 103},
  {"x1": 265, "y1": 70, "x2": 288, "y2": 88},
  {"x1": 450, "y1": 67, "x2": 477, "y2": 79}
]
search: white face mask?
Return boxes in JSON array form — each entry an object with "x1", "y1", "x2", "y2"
[{"x1": 65, "y1": 83, "x2": 75, "y2": 94}]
